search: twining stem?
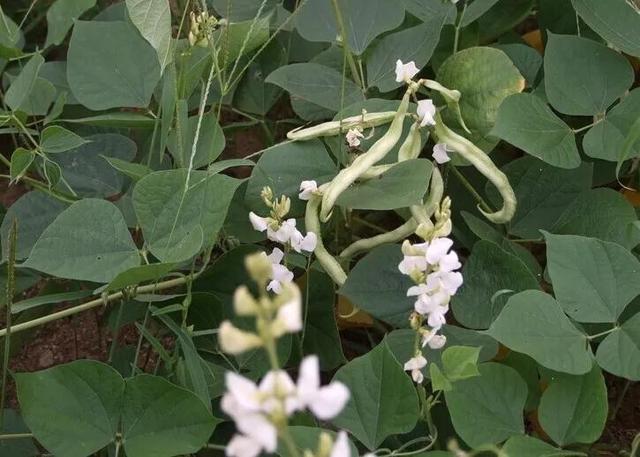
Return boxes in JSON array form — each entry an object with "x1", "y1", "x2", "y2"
[
  {"x1": 0, "y1": 433, "x2": 33, "y2": 440},
  {"x1": 587, "y1": 326, "x2": 619, "y2": 340},
  {"x1": 448, "y1": 165, "x2": 493, "y2": 214},
  {"x1": 0, "y1": 274, "x2": 201, "y2": 338},
  {"x1": 0, "y1": 220, "x2": 17, "y2": 431},
  {"x1": 452, "y1": 1, "x2": 468, "y2": 54},
  {"x1": 330, "y1": 0, "x2": 364, "y2": 90}
]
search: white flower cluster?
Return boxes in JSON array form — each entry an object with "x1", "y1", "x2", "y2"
[
  {"x1": 398, "y1": 201, "x2": 463, "y2": 383},
  {"x1": 223, "y1": 355, "x2": 350, "y2": 457}
]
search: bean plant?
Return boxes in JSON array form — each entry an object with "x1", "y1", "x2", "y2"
[{"x1": 0, "y1": 0, "x2": 639, "y2": 456}]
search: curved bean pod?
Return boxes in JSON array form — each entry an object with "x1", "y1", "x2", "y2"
[{"x1": 287, "y1": 111, "x2": 396, "y2": 141}]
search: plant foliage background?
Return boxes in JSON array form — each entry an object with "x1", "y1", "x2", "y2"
[{"x1": 0, "y1": 0, "x2": 639, "y2": 456}]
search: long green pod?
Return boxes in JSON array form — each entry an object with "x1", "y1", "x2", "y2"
[
  {"x1": 287, "y1": 111, "x2": 396, "y2": 141},
  {"x1": 305, "y1": 187, "x2": 347, "y2": 285},
  {"x1": 433, "y1": 113, "x2": 516, "y2": 223},
  {"x1": 410, "y1": 165, "x2": 443, "y2": 227},
  {"x1": 320, "y1": 90, "x2": 412, "y2": 222}
]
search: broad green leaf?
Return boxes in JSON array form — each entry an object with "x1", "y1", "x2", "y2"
[
  {"x1": 486, "y1": 157, "x2": 592, "y2": 239},
  {"x1": 121, "y1": 375, "x2": 215, "y2": 457},
  {"x1": 51, "y1": 133, "x2": 136, "y2": 198},
  {"x1": 44, "y1": 0, "x2": 96, "y2": 47},
  {"x1": 15, "y1": 360, "x2": 124, "y2": 457},
  {"x1": 40, "y1": 125, "x2": 87, "y2": 153},
  {"x1": 211, "y1": 0, "x2": 279, "y2": 21},
  {"x1": 544, "y1": 33, "x2": 634, "y2": 116},
  {"x1": 5, "y1": 54, "x2": 44, "y2": 111},
  {"x1": 571, "y1": 0, "x2": 640, "y2": 57},
  {"x1": 24, "y1": 199, "x2": 140, "y2": 283},
  {"x1": 103, "y1": 156, "x2": 152, "y2": 182},
  {"x1": 245, "y1": 139, "x2": 336, "y2": 216},
  {"x1": 551, "y1": 188, "x2": 640, "y2": 249},
  {"x1": 332, "y1": 341, "x2": 419, "y2": 450},
  {"x1": 9, "y1": 147, "x2": 34, "y2": 182},
  {"x1": 0, "y1": 191, "x2": 67, "y2": 261},
  {"x1": 502, "y1": 435, "x2": 586, "y2": 457},
  {"x1": 400, "y1": 0, "x2": 456, "y2": 24},
  {"x1": 545, "y1": 232, "x2": 640, "y2": 322},
  {"x1": 445, "y1": 363, "x2": 526, "y2": 447},
  {"x1": 14, "y1": 77, "x2": 57, "y2": 116},
  {"x1": 438, "y1": 47, "x2": 524, "y2": 148},
  {"x1": 279, "y1": 427, "x2": 358, "y2": 457},
  {"x1": 452, "y1": 241, "x2": 539, "y2": 329},
  {"x1": 501, "y1": 352, "x2": 541, "y2": 412},
  {"x1": 167, "y1": 109, "x2": 225, "y2": 168},
  {"x1": 0, "y1": 410, "x2": 39, "y2": 456},
  {"x1": 538, "y1": 366, "x2": 608, "y2": 445},
  {"x1": 584, "y1": 89, "x2": 640, "y2": 162},
  {"x1": 367, "y1": 20, "x2": 443, "y2": 92},
  {"x1": 441, "y1": 346, "x2": 481, "y2": 382},
  {"x1": 302, "y1": 270, "x2": 345, "y2": 370},
  {"x1": 493, "y1": 93, "x2": 580, "y2": 169},
  {"x1": 596, "y1": 312, "x2": 640, "y2": 380},
  {"x1": 462, "y1": 0, "x2": 501, "y2": 25},
  {"x1": 12, "y1": 289, "x2": 92, "y2": 314},
  {"x1": 133, "y1": 169, "x2": 241, "y2": 262},
  {"x1": 266, "y1": 63, "x2": 364, "y2": 112},
  {"x1": 488, "y1": 290, "x2": 593, "y2": 375},
  {"x1": 477, "y1": 0, "x2": 534, "y2": 42},
  {"x1": 215, "y1": 17, "x2": 270, "y2": 67},
  {"x1": 295, "y1": 0, "x2": 405, "y2": 54},
  {"x1": 104, "y1": 263, "x2": 178, "y2": 293},
  {"x1": 336, "y1": 159, "x2": 432, "y2": 211},
  {"x1": 493, "y1": 43, "x2": 542, "y2": 86},
  {"x1": 340, "y1": 244, "x2": 414, "y2": 327},
  {"x1": 126, "y1": 0, "x2": 172, "y2": 70},
  {"x1": 67, "y1": 20, "x2": 161, "y2": 109}
]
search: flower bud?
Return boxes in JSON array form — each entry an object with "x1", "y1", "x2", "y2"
[
  {"x1": 218, "y1": 321, "x2": 263, "y2": 354},
  {"x1": 415, "y1": 223, "x2": 433, "y2": 241},
  {"x1": 316, "y1": 432, "x2": 334, "y2": 457},
  {"x1": 233, "y1": 286, "x2": 260, "y2": 316},
  {"x1": 245, "y1": 252, "x2": 273, "y2": 286},
  {"x1": 261, "y1": 186, "x2": 274, "y2": 206}
]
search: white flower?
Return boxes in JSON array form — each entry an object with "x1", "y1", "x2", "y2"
[
  {"x1": 268, "y1": 218, "x2": 297, "y2": 243},
  {"x1": 425, "y1": 237, "x2": 454, "y2": 264},
  {"x1": 273, "y1": 291, "x2": 303, "y2": 334},
  {"x1": 438, "y1": 251, "x2": 461, "y2": 272},
  {"x1": 299, "y1": 180, "x2": 318, "y2": 200},
  {"x1": 218, "y1": 321, "x2": 263, "y2": 354},
  {"x1": 404, "y1": 354, "x2": 427, "y2": 383},
  {"x1": 297, "y1": 355, "x2": 350, "y2": 419},
  {"x1": 249, "y1": 212, "x2": 269, "y2": 232},
  {"x1": 421, "y1": 328, "x2": 447, "y2": 349},
  {"x1": 330, "y1": 431, "x2": 351, "y2": 457},
  {"x1": 290, "y1": 230, "x2": 317, "y2": 253},
  {"x1": 398, "y1": 254, "x2": 428, "y2": 275},
  {"x1": 266, "y1": 248, "x2": 294, "y2": 294},
  {"x1": 395, "y1": 59, "x2": 420, "y2": 83},
  {"x1": 346, "y1": 128, "x2": 364, "y2": 147},
  {"x1": 226, "y1": 434, "x2": 262, "y2": 457},
  {"x1": 258, "y1": 370, "x2": 300, "y2": 414},
  {"x1": 427, "y1": 305, "x2": 448, "y2": 329},
  {"x1": 432, "y1": 143, "x2": 451, "y2": 164},
  {"x1": 417, "y1": 99, "x2": 436, "y2": 127},
  {"x1": 430, "y1": 270, "x2": 463, "y2": 296}
]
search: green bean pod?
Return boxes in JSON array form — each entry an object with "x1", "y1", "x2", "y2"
[
  {"x1": 433, "y1": 113, "x2": 516, "y2": 224},
  {"x1": 320, "y1": 90, "x2": 412, "y2": 222},
  {"x1": 287, "y1": 111, "x2": 396, "y2": 141}
]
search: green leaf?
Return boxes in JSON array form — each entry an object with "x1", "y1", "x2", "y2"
[
  {"x1": 67, "y1": 20, "x2": 161, "y2": 109},
  {"x1": 302, "y1": 270, "x2": 345, "y2": 370},
  {"x1": 23, "y1": 199, "x2": 140, "y2": 283},
  {"x1": 544, "y1": 33, "x2": 634, "y2": 116},
  {"x1": 400, "y1": 0, "x2": 456, "y2": 24},
  {"x1": 121, "y1": 375, "x2": 216, "y2": 457},
  {"x1": 596, "y1": 312, "x2": 640, "y2": 380},
  {"x1": 103, "y1": 156, "x2": 152, "y2": 181},
  {"x1": 486, "y1": 157, "x2": 592, "y2": 239},
  {"x1": 493, "y1": 43, "x2": 542, "y2": 87},
  {"x1": 477, "y1": 0, "x2": 534, "y2": 42},
  {"x1": 340, "y1": 244, "x2": 414, "y2": 327},
  {"x1": 488, "y1": 290, "x2": 593, "y2": 375},
  {"x1": 552, "y1": 188, "x2": 640, "y2": 249},
  {"x1": 279, "y1": 427, "x2": 358, "y2": 457},
  {"x1": 571, "y1": 0, "x2": 640, "y2": 58},
  {"x1": 0, "y1": 410, "x2": 39, "y2": 456},
  {"x1": 545, "y1": 232, "x2": 640, "y2": 322},
  {"x1": 15, "y1": 360, "x2": 124, "y2": 457},
  {"x1": 133, "y1": 169, "x2": 241, "y2": 262},
  {"x1": 211, "y1": 0, "x2": 279, "y2": 21},
  {"x1": 295, "y1": 0, "x2": 405, "y2": 54},
  {"x1": 492, "y1": 93, "x2": 581, "y2": 169},
  {"x1": 126, "y1": 0, "x2": 172, "y2": 70},
  {"x1": 245, "y1": 139, "x2": 336, "y2": 216},
  {"x1": 441, "y1": 346, "x2": 481, "y2": 382},
  {"x1": 0, "y1": 191, "x2": 67, "y2": 261},
  {"x1": 502, "y1": 435, "x2": 586, "y2": 457},
  {"x1": 44, "y1": 0, "x2": 97, "y2": 48},
  {"x1": 538, "y1": 366, "x2": 608, "y2": 445},
  {"x1": 445, "y1": 363, "x2": 526, "y2": 448},
  {"x1": 167, "y1": 109, "x2": 225, "y2": 169},
  {"x1": 366, "y1": 19, "x2": 443, "y2": 92},
  {"x1": 452, "y1": 240, "x2": 539, "y2": 329},
  {"x1": 12, "y1": 289, "x2": 92, "y2": 314},
  {"x1": 40, "y1": 125, "x2": 87, "y2": 153},
  {"x1": 50, "y1": 133, "x2": 136, "y2": 198},
  {"x1": 584, "y1": 89, "x2": 640, "y2": 162},
  {"x1": 215, "y1": 17, "x2": 270, "y2": 67},
  {"x1": 462, "y1": 0, "x2": 501, "y2": 25},
  {"x1": 332, "y1": 341, "x2": 419, "y2": 450},
  {"x1": 60, "y1": 112, "x2": 157, "y2": 129},
  {"x1": 5, "y1": 54, "x2": 44, "y2": 111},
  {"x1": 429, "y1": 363, "x2": 452, "y2": 392},
  {"x1": 336, "y1": 159, "x2": 432, "y2": 211},
  {"x1": 9, "y1": 147, "x2": 34, "y2": 182},
  {"x1": 437, "y1": 47, "x2": 524, "y2": 148},
  {"x1": 104, "y1": 263, "x2": 177, "y2": 293},
  {"x1": 266, "y1": 63, "x2": 364, "y2": 112}
]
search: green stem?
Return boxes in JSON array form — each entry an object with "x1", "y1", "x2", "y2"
[
  {"x1": 587, "y1": 326, "x2": 618, "y2": 340},
  {"x1": 610, "y1": 379, "x2": 632, "y2": 421},
  {"x1": 131, "y1": 307, "x2": 150, "y2": 377},
  {"x1": 0, "y1": 433, "x2": 33, "y2": 440},
  {"x1": 280, "y1": 427, "x2": 302, "y2": 457},
  {"x1": 0, "y1": 219, "x2": 17, "y2": 431},
  {"x1": 108, "y1": 300, "x2": 125, "y2": 363},
  {"x1": 330, "y1": 0, "x2": 364, "y2": 90},
  {"x1": 449, "y1": 165, "x2": 493, "y2": 214},
  {"x1": 452, "y1": 1, "x2": 467, "y2": 54}
]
